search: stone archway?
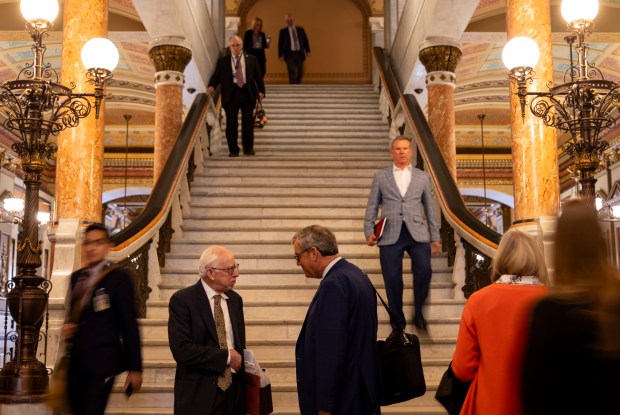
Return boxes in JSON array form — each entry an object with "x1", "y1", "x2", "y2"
[{"x1": 237, "y1": 0, "x2": 372, "y2": 83}]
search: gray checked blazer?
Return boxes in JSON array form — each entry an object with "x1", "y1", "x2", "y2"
[{"x1": 364, "y1": 166, "x2": 441, "y2": 246}]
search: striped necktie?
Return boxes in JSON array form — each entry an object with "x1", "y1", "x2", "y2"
[{"x1": 235, "y1": 56, "x2": 245, "y2": 88}]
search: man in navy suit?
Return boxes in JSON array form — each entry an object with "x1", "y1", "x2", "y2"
[
  {"x1": 63, "y1": 223, "x2": 143, "y2": 415},
  {"x1": 278, "y1": 13, "x2": 311, "y2": 84},
  {"x1": 168, "y1": 246, "x2": 246, "y2": 415},
  {"x1": 364, "y1": 136, "x2": 441, "y2": 333},
  {"x1": 207, "y1": 35, "x2": 265, "y2": 157},
  {"x1": 292, "y1": 225, "x2": 381, "y2": 415}
]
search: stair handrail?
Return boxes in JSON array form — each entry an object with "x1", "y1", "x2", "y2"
[
  {"x1": 108, "y1": 93, "x2": 210, "y2": 253},
  {"x1": 373, "y1": 47, "x2": 500, "y2": 257}
]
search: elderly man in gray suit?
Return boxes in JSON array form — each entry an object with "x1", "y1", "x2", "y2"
[{"x1": 364, "y1": 136, "x2": 441, "y2": 334}]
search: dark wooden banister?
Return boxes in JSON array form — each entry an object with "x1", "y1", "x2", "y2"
[{"x1": 109, "y1": 93, "x2": 210, "y2": 249}]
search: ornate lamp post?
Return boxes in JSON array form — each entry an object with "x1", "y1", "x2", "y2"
[
  {"x1": 502, "y1": 0, "x2": 618, "y2": 200},
  {"x1": 0, "y1": 0, "x2": 118, "y2": 400}
]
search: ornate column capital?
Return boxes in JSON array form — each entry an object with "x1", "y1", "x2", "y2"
[
  {"x1": 419, "y1": 37, "x2": 462, "y2": 87},
  {"x1": 149, "y1": 36, "x2": 192, "y2": 86}
]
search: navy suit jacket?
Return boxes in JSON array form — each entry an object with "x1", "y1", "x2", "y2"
[
  {"x1": 295, "y1": 259, "x2": 381, "y2": 414},
  {"x1": 168, "y1": 280, "x2": 246, "y2": 415},
  {"x1": 278, "y1": 26, "x2": 311, "y2": 61},
  {"x1": 68, "y1": 265, "x2": 142, "y2": 378},
  {"x1": 208, "y1": 52, "x2": 265, "y2": 107},
  {"x1": 364, "y1": 165, "x2": 440, "y2": 246}
]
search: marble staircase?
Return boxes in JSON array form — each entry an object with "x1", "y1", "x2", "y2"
[{"x1": 106, "y1": 84, "x2": 460, "y2": 414}]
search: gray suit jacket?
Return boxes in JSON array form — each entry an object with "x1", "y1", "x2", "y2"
[{"x1": 364, "y1": 165, "x2": 440, "y2": 246}]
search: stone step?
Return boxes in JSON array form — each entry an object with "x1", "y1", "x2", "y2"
[
  {"x1": 252, "y1": 121, "x2": 386, "y2": 129},
  {"x1": 263, "y1": 114, "x2": 384, "y2": 121},
  {"x1": 185, "y1": 196, "x2": 371, "y2": 206},
  {"x1": 198, "y1": 167, "x2": 379, "y2": 178},
  {"x1": 163, "y1": 254, "x2": 451, "y2": 273},
  {"x1": 175, "y1": 229, "x2": 369, "y2": 241},
  {"x1": 118, "y1": 356, "x2": 451, "y2": 389},
  {"x1": 158, "y1": 270, "x2": 453, "y2": 289},
  {"x1": 201, "y1": 157, "x2": 391, "y2": 167},
  {"x1": 158, "y1": 282, "x2": 456, "y2": 304},
  {"x1": 141, "y1": 334, "x2": 457, "y2": 362},
  {"x1": 139, "y1": 317, "x2": 461, "y2": 341},
  {"x1": 181, "y1": 215, "x2": 364, "y2": 226},
  {"x1": 106, "y1": 381, "x2": 446, "y2": 410},
  {"x1": 188, "y1": 186, "x2": 375, "y2": 196},
  {"x1": 190, "y1": 175, "x2": 373, "y2": 187},
  {"x1": 158, "y1": 266, "x2": 453, "y2": 286},
  {"x1": 167, "y1": 239, "x2": 429, "y2": 254},
  {"x1": 146, "y1": 298, "x2": 463, "y2": 322}
]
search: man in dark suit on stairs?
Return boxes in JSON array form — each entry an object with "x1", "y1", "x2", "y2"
[
  {"x1": 278, "y1": 13, "x2": 311, "y2": 84},
  {"x1": 168, "y1": 245, "x2": 246, "y2": 415},
  {"x1": 207, "y1": 35, "x2": 265, "y2": 157},
  {"x1": 292, "y1": 225, "x2": 381, "y2": 415}
]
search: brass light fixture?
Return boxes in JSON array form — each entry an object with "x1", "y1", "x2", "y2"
[
  {"x1": 0, "y1": 0, "x2": 118, "y2": 400},
  {"x1": 502, "y1": 0, "x2": 617, "y2": 199}
]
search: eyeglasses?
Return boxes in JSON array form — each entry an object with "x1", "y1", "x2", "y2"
[
  {"x1": 210, "y1": 263, "x2": 240, "y2": 275},
  {"x1": 294, "y1": 248, "x2": 311, "y2": 262}
]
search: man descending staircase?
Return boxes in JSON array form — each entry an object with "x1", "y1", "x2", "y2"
[{"x1": 106, "y1": 84, "x2": 463, "y2": 414}]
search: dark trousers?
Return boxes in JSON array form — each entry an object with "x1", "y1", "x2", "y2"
[
  {"x1": 211, "y1": 374, "x2": 244, "y2": 415},
  {"x1": 68, "y1": 364, "x2": 115, "y2": 415},
  {"x1": 285, "y1": 51, "x2": 305, "y2": 84},
  {"x1": 224, "y1": 85, "x2": 255, "y2": 155},
  {"x1": 379, "y1": 223, "x2": 432, "y2": 330}
]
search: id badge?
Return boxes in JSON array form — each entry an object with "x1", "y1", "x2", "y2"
[{"x1": 93, "y1": 288, "x2": 111, "y2": 312}]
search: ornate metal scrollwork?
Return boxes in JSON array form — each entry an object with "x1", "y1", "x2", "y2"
[
  {"x1": 440, "y1": 214, "x2": 456, "y2": 267},
  {"x1": 157, "y1": 211, "x2": 174, "y2": 268},
  {"x1": 117, "y1": 240, "x2": 152, "y2": 319},
  {"x1": 462, "y1": 238, "x2": 492, "y2": 298}
]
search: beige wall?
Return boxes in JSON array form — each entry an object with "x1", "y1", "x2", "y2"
[{"x1": 241, "y1": 0, "x2": 371, "y2": 83}]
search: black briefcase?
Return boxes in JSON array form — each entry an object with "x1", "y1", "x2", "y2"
[{"x1": 374, "y1": 287, "x2": 426, "y2": 405}]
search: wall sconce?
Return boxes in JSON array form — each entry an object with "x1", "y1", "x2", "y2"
[
  {"x1": 502, "y1": 0, "x2": 616, "y2": 199},
  {"x1": 0, "y1": 0, "x2": 118, "y2": 399}
]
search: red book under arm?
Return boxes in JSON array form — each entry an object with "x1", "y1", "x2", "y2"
[{"x1": 374, "y1": 217, "x2": 387, "y2": 239}]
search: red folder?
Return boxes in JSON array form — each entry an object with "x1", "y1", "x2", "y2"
[{"x1": 374, "y1": 217, "x2": 387, "y2": 239}]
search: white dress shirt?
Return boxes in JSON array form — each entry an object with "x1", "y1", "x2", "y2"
[
  {"x1": 393, "y1": 164, "x2": 412, "y2": 197},
  {"x1": 201, "y1": 279, "x2": 236, "y2": 367},
  {"x1": 322, "y1": 257, "x2": 342, "y2": 278}
]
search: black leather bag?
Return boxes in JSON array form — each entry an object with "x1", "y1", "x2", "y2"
[
  {"x1": 435, "y1": 362, "x2": 471, "y2": 415},
  {"x1": 374, "y1": 287, "x2": 426, "y2": 405},
  {"x1": 253, "y1": 100, "x2": 267, "y2": 128}
]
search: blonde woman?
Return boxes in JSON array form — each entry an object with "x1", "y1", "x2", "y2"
[
  {"x1": 243, "y1": 17, "x2": 269, "y2": 76},
  {"x1": 452, "y1": 228, "x2": 548, "y2": 415},
  {"x1": 522, "y1": 200, "x2": 620, "y2": 414}
]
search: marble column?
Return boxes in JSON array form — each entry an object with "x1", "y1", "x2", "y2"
[
  {"x1": 149, "y1": 37, "x2": 192, "y2": 182},
  {"x1": 55, "y1": 0, "x2": 109, "y2": 222},
  {"x1": 507, "y1": 0, "x2": 560, "y2": 221},
  {"x1": 419, "y1": 37, "x2": 462, "y2": 178}
]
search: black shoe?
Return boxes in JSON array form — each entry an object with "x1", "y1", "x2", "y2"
[
  {"x1": 244, "y1": 150, "x2": 255, "y2": 156},
  {"x1": 229, "y1": 152, "x2": 239, "y2": 157},
  {"x1": 413, "y1": 315, "x2": 429, "y2": 336}
]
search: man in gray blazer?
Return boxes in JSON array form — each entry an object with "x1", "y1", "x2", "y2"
[{"x1": 364, "y1": 136, "x2": 441, "y2": 333}]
